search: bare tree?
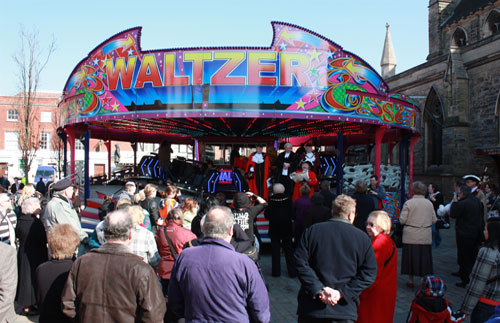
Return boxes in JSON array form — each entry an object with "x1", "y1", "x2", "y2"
[
  {"x1": 50, "y1": 107, "x2": 65, "y2": 179},
  {"x1": 13, "y1": 27, "x2": 56, "y2": 183}
]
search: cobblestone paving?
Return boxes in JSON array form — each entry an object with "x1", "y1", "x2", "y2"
[
  {"x1": 15, "y1": 220, "x2": 468, "y2": 323},
  {"x1": 259, "y1": 221, "x2": 468, "y2": 322}
]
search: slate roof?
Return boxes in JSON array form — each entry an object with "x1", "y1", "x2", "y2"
[{"x1": 443, "y1": 0, "x2": 496, "y2": 26}]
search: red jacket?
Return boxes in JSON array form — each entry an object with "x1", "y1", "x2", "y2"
[
  {"x1": 357, "y1": 233, "x2": 398, "y2": 323},
  {"x1": 233, "y1": 156, "x2": 248, "y2": 172},
  {"x1": 406, "y1": 297, "x2": 464, "y2": 323},
  {"x1": 292, "y1": 169, "x2": 318, "y2": 202},
  {"x1": 155, "y1": 220, "x2": 196, "y2": 279}
]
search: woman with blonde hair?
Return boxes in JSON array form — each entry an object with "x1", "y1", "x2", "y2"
[
  {"x1": 140, "y1": 184, "x2": 159, "y2": 231},
  {"x1": 400, "y1": 181, "x2": 437, "y2": 288},
  {"x1": 134, "y1": 190, "x2": 146, "y2": 204},
  {"x1": 15, "y1": 184, "x2": 36, "y2": 215},
  {"x1": 357, "y1": 210, "x2": 397, "y2": 322},
  {"x1": 181, "y1": 198, "x2": 198, "y2": 230},
  {"x1": 134, "y1": 190, "x2": 152, "y2": 231},
  {"x1": 115, "y1": 198, "x2": 131, "y2": 210},
  {"x1": 128, "y1": 206, "x2": 159, "y2": 268}
]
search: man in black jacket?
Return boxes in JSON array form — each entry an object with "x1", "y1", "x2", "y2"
[
  {"x1": 294, "y1": 194, "x2": 377, "y2": 322},
  {"x1": 265, "y1": 183, "x2": 295, "y2": 277},
  {"x1": 351, "y1": 180, "x2": 375, "y2": 233},
  {"x1": 450, "y1": 184, "x2": 484, "y2": 287},
  {"x1": 276, "y1": 142, "x2": 298, "y2": 196},
  {"x1": 319, "y1": 180, "x2": 336, "y2": 210}
]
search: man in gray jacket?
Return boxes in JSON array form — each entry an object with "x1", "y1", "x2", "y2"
[
  {"x1": 0, "y1": 243, "x2": 17, "y2": 323},
  {"x1": 43, "y1": 177, "x2": 88, "y2": 254}
]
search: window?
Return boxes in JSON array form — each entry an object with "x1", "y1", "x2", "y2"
[
  {"x1": 40, "y1": 132, "x2": 50, "y2": 150},
  {"x1": 75, "y1": 139, "x2": 84, "y2": 150},
  {"x1": 452, "y1": 27, "x2": 467, "y2": 47},
  {"x1": 40, "y1": 111, "x2": 52, "y2": 123},
  {"x1": 7, "y1": 110, "x2": 18, "y2": 121},
  {"x1": 424, "y1": 88, "x2": 443, "y2": 167},
  {"x1": 485, "y1": 10, "x2": 500, "y2": 37},
  {"x1": 4, "y1": 131, "x2": 19, "y2": 150}
]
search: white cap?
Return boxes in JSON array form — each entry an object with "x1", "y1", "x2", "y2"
[{"x1": 462, "y1": 174, "x2": 481, "y2": 182}]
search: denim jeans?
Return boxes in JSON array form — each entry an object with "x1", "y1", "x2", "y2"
[
  {"x1": 431, "y1": 224, "x2": 441, "y2": 248},
  {"x1": 471, "y1": 301, "x2": 495, "y2": 323}
]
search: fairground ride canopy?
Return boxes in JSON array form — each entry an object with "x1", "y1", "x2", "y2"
[{"x1": 59, "y1": 22, "x2": 419, "y2": 142}]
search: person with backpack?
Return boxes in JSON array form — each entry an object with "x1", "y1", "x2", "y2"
[{"x1": 231, "y1": 192, "x2": 267, "y2": 246}]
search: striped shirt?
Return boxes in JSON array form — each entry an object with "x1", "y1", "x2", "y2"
[
  {"x1": 462, "y1": 246, "x2": 500, "y2": 314},
  {"x1": 0, "y1": 209, "x2": 17, "y2": 241}
]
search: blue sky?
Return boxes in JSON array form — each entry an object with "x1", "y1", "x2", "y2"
[{"x1": 0, "y1": 0, "x2": 428, "y2": 96}]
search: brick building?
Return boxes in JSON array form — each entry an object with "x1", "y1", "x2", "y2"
[
  {"x1": 0, "y1": 92, "x2": 187, "y2": 183},
  {"x1": 383, "y1": 0, "x2": 500, "y2": 197},
  {"x1": 0, "y1": 92, "x2": 61, "y2": 181}
]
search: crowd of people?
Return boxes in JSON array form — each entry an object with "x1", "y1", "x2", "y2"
[{"x1": 0, "y1": 144, "x2": 500, "y2": 322}]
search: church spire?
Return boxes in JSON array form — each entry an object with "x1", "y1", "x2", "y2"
[{"x1": 381, "y1": 23, "x2": 397, "y2": 78}]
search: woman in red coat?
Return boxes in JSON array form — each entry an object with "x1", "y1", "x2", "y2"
[
  {"x1": 292, "y1": 161, "x2": 318, "y2": 202},
  {"x1": 357, "y1": 210, "x2": 398, "y2": 323}
]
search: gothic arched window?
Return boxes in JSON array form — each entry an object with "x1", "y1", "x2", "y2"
[
  {"x1": 452, "y1": 27, "x2": 467, "y2": 47},
  {"x1": 425, "y1": 88, "x2": 443, "y2": 167},
  {"x1": 485, "y1": 10, "x2": 500, "y2": 37}
]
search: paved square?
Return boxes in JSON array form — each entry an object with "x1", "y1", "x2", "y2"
[
  {"x1": 260, "y1": 222, "x2": 468, "y2": 322},
  {"x1": 15, "y1": 221, "x2": 468, "y2": 323}
]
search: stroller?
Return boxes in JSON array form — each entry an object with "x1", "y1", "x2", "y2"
[{"x1": 406, "y1": 276, "x2": 466, "y2": 323}]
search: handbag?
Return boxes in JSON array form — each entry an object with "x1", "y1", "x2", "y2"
[
  {"x1": 163, "y1": 226, "x2": 178, "y2": 260},
  {"x1": 242, "y1": 245, "x2": 259, "y2": 262}
]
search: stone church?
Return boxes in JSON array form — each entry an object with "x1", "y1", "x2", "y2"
[{"x1": 383, "y1": 0, "x2": 500, "y2": 197}]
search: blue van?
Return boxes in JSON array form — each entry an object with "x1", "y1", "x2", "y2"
[{"x1": 35, "y1": 166, "x2": 55, "y2": 184}]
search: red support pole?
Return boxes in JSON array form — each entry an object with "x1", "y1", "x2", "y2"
[
  {"x1": 105, "y1": 140, "x2": 112, "y2": 180},
  {"x1": 374, "y1": 127, "x2": 386, "y2": 184},
  {"x1": 409, "y1": 136, "x2": 419, "y2": 198},
  {"x1": 67, "y1": 128, "x2": 76, "y2": 178},
  {"x1": 388, "y1": 142, "x2": 395, "y2": 165}
]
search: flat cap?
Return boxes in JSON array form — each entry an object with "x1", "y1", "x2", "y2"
[{"x1": 53, "y1": 177, "x2": 72, "y2": 191}]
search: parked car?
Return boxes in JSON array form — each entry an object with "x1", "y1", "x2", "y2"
[{"x1": 35, "y1": 166, "x2": 55, "y2": 184}]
